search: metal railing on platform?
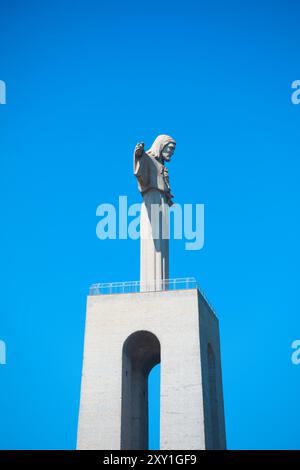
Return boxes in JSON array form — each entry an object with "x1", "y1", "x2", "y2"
[
  {"x1": 89, "y1": 277, "x2": 216, "y2": 316},
  {"x1": 89, "y1": 277, "x2": 197, "y2": 295}
]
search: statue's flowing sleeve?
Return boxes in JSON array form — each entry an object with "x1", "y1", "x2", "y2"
[{"x1": 133, "y1": 151, "x2": 150, "y2": 191}]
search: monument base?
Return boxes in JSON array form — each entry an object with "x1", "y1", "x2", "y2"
[{"x1": 77, "y1": 288, "x2": 226, "y2": 450}]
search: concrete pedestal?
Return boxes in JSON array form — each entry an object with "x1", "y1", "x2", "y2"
[{"x1": 77, "y1": 288, "x2": 226, "y2": 450}]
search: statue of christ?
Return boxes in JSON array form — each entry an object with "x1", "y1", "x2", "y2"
[{"x1": 133, "y1": 134, "x2": 176, "y2": 291}]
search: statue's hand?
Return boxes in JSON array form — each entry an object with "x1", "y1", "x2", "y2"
[{"x1": 134, "y1": 142, "x2": 144, "y2": 159}]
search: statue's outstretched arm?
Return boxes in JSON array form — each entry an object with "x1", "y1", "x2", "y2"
[
  {"x1": 133, "y1": 142, "x2": 144, "y2": 174},
  {"x1": 133, "y1": 142, "x2": 149, "y2": 189}
]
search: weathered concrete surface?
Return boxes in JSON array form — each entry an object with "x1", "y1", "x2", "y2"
[{"x1": 77, "y1": 288, "x2": 226, "y2": 450}]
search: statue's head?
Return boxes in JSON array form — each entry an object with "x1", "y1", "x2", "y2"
[
  {"x1": 147, "y1": 134, "x2": 176, "y2": 162},
  {"x1": 161, "y1": 141, "x2": 176, "y2": 162}
]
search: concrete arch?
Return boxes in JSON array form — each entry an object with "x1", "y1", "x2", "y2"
[{"x1": 121, "y1": 330, "x2": 161, "y2": 450}]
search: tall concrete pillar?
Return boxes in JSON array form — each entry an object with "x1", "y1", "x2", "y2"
[{"x1": 77, "y1": 288, "x2": 226, "y2": 450}]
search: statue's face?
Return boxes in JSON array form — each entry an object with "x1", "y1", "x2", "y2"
[{"x1": 161, "y1": 142, "x2": 176, "y2": 162}]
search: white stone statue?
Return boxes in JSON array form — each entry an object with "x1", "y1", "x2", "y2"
[{"x1": 133, "y1": 134, "x2": 176, "y2": 291}]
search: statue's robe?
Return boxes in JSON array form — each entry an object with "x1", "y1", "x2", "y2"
[{"x1": 134, "y1": 151, "x2": 171, "y2": 291}]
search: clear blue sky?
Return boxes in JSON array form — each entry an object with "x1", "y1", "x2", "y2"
[{"x1": 0, "y1": 0, "x2": 300, "y2": 450}]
